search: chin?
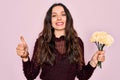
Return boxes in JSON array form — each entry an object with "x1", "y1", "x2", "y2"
[{"x1": 54, "y1": 28, "x2": 65, "y2": 31}]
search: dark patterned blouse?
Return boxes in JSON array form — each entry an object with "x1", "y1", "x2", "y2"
[{"x1": 22, "y1": 36, "x2": 95, "y2": 80}]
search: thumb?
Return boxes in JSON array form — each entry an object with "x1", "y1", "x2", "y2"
[{"x1": 20, "y1": 36, "x2": 27, "y2": 47}]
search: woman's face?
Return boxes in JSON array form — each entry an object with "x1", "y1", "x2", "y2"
[{"x1": 51, "y1": 6, "x2": 66, "y2": 31}]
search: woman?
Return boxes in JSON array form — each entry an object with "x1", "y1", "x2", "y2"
[{"x1": 16, "y1": 3, "x2": 105, "y2": 80}]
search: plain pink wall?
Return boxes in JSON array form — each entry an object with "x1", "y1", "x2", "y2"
[{"x1": 0, "y1": 0, "x2": 119, "y2": 80}]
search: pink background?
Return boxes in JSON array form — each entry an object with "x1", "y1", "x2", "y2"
[{"x1": 0, "y1": 0, "x2": 119, "y2": 80}]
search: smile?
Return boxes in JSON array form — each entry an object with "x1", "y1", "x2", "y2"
[{"x1": 56, "y1": 22, "x2": 64, "y2": 26}]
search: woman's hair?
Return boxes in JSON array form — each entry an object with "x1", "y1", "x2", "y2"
[{"x1": 34, "y1": 3, "x2": 84, "y2": 67}]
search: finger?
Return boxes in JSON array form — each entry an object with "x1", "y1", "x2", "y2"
[
  {"x1": 16, "y1": 50, "x2": 25, "y2": 56},
  {"x1": 98, "y1": 56, "x2": 105, "y2": 62},
  {"x1": 16, "y1": 44, "x2": 25, "y2": 50},
  {"x1": 17, "y1": 50, "x2": 25, "y2": 54},
  {"x1": 92, "y1": 51, "x2": 104, "y2": 60},
  {"x1": 16, "y1": 47, "x2": 25, "y2": 51},
  {"x1": 98, "y1": 54, "x2": 105, "y2": 61},
  {"x1": 20, "y1": 36, "x2": 27, "y2": 46},
  {"x1": 99, "y1": 54, "x2": 105, "y2": 57},
  {"x1": 17, "y1": 50, "x2": 29, "y2": 58},
  {"x1": 93, "y1": 51, "x2": 99, "y2": 58},
  {"x1": 97, "y1": 51, "x2": 105, "y2": 55}
]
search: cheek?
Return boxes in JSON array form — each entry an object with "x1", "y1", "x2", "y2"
[
  {"x1": 51, "y1": 18, "x2": 56, "y2": 23},
  {"x1": 63, "y1": 17, "x2": 67, "y2": 23},
  {"x1": 51, "y1": 21, "x2": 55, "y2": 27},
  {"x1": 52, "y1": 18, "x2": 58, "y2": 27},
  {"x1": 64, "y1": 19, "x2": 66, "y2": 25},
  {"x1": 51, "y1": 19, "x2": 54, "y2": 26}
]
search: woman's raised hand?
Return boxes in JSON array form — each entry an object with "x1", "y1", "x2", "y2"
[{"x1": 16, "y1": 36, "x2": 29, "y2": 61}]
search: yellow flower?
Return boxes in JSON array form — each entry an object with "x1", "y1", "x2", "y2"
[
  {"x1": 105, "y1": 35, "x2": 114, "y2": 47},
  {"x1": 90, "y1": 31, "x2": 114, "y2": 68},
  {"x1": 90, "y1": 31, "x2": 114, "y2": 47}
]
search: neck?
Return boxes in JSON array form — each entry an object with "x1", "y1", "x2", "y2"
[{"x1": 54, "y1": 30, "x2": 65, "y2": 38}]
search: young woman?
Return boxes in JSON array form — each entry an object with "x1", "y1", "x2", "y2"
[{"x1": 16, "y1": 3, "x2": 105, "y2": 80}]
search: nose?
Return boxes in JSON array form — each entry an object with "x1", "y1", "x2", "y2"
[{"x1": 57, "y1": 15, "x2": 62, "y2": 20}]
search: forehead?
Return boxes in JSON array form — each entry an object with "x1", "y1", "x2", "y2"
[{"x1": 52, "y1": 6, "x2": 65, "y2": 13}]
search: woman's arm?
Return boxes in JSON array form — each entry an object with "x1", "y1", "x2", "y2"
[
  {"x1": 22, "y1": 57, "x2": 40, "y2": 80},
  {"x1": 76, "y1": 37, "x2": 96, "y2": 80},
  {"x1": 76, "y1": 62, "x2": 96, "y2": 80},
  {"x1": 22, "y1": 39, "x2": 41, "y2": 80},
  {"x1": 77, "y1": 37, "x2": 105, "y2": 80}
]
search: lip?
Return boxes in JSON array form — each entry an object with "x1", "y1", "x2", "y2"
[{"x1": 55, "y1": 22, "x2": 64, "y2": 26}]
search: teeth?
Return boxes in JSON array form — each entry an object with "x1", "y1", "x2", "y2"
[{"x1": 56, "y1": 22, "x2": 64, "y2": 26}]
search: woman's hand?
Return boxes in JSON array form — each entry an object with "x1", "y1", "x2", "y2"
[
  {"x1": 90, "y1": 51, "x2": 105, "y2": 68},
  {"x1": 16, "y1": 36, "x2": 29, "y2": 61}
]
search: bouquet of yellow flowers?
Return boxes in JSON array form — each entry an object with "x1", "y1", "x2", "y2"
[{"x1": 90, "y1": 31, "x2": 114, "y2": 68}]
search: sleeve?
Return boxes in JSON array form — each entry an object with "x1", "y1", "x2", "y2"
[
  {"x1": 76, "y1": 37, "x2": 96, "y2": 80},
  {"x1": 22, "y1": 39, "x2": 40, "y2": 80}
]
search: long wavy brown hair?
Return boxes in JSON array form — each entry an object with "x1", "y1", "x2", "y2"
[{"x1": 34, "y1": 3, "x2": 84, "y2": 67}]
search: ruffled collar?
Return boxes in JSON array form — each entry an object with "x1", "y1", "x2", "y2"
[{"x1": 53, "y1": 35, "x2": 65, "y2": 42}]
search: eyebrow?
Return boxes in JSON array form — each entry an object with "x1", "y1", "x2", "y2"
[{"x1": 52, "y1": 11, "x2": 65, "y2": 14}]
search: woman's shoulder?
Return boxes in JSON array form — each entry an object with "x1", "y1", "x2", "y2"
[{"x1": 35, "y1": 35, "x2": 44, "y2": 44}]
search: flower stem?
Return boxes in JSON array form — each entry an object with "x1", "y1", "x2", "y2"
[
  {"x1": 98, "y1": 61, "x2": 102, "y2": 68},
  {"x1": 95, "y1": 42, "x2": 105, "y2": 68}
]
